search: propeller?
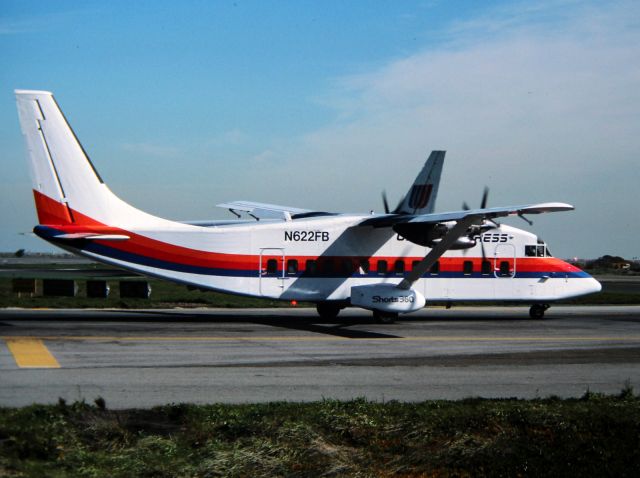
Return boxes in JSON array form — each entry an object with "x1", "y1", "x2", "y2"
[
  {"x1": 462, "y1": 186, "x2": 489, "y2": 211},
  {"x1": 381, "y1": 190, "x2": 403, "y2": 215},
  {"x1": 480, "y1": 186, "x2": 489, "y2": 209},
  {"x1": 461, "y1": 186, "x2": 498, "y2": 261},
  {"x1": 382, "y1": 190, "x2": 390, "y2": 214}
]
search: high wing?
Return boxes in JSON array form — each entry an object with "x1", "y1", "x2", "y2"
[
  {"x1": 216, "y1": 200, "x2": 334, "y2": 221},
  {"x1": 360, "y1": 202, "x2": 573, "y2": 228},
  {"x1": 360, "y1": 202, "x2": 574, "y2": 290}
]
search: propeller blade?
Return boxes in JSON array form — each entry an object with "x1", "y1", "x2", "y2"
[
  {"x1": 382, "y1": 191, "x2": 390, "y2": 214},
  {"x1": 462, "y1": 201, "x2": 470, "y2": 211},
  {"x1": 480, "y1": 186, "x2": 489, "y2": 209}
]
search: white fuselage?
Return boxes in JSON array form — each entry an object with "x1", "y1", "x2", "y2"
[{"x1": 37, "y1": 213, "x2": 600, "y2": 305}]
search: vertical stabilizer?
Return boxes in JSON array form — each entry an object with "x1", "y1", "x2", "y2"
[
  {"x1": 15, "y1": 90, "x2": 169, "y2": 228},
  {"x1": 395, "y1": 150, "x2": 445, "y2": 215}
]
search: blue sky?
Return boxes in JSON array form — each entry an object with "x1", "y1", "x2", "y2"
[{"x1": 1, "y1": 0, "x2": 639, "y2": 259}]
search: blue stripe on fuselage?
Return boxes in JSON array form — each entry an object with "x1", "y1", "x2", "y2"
[{"x1": 35, "y1": 225, "x2": 591, "y2": 280}]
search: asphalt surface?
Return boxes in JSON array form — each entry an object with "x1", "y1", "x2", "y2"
[{"x1": 1, "y1": 306, "x2": 639, "y2": 408}]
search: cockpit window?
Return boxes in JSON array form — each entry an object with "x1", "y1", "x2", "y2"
[{"x1": 525, "y1": 244, "x2": 553, "y2": 257}]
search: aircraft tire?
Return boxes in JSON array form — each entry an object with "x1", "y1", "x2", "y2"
[
  {"x1": 316, "y1": 302, "x2": 341, "y2": 320},
  {"x1": 529, "y1": 304, "x2": 548, "y2": 319},
  {"x1": 373, "y1": 311, "x2": 398, "y2": 324}
]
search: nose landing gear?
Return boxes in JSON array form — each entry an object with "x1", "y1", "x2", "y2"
[
  {"x1": 529, "y1": 303, "x2": 550, "y2": 319},
  {"x1": 373, "y1": 311, "x2": 398, "y2": 324}
]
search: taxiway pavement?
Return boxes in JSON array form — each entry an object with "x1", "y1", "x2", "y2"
[{"x1": 1, "y1": 306, "x2": 639, "y2": 408}]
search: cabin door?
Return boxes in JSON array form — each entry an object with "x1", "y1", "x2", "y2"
[
  {"x1": 494, "y1": 244, "x2": 516, "y2": 278},
  {"x1": 259, "y1": 248, "x2": 286, "y2": 297}
]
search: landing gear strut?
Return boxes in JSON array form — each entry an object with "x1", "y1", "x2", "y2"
[
  {"x1": 373, "y1": 311, "x2": 398, "y2": 324},
  {"x1": 316, "y1": 302, "x2": 342, "y2": 320},
  {"x1": 529, "y1": 303, "x2": 550, "y2": 319}
]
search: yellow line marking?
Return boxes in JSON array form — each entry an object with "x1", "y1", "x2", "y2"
[
  {"x1": 5, "y1": 339, "x2": 60, "y2": 368},
  {"x1": 3, "y1": 335, "x2": 640, "y2": 343}
]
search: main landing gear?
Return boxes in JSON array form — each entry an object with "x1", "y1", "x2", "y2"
[
  {"x1": 316, "y1": 302, "x2": 342, "y2": 320},
  {"x1": 529, "y1": 303, "x2": 550, "y2": 319},
  {"x1": 315, "y1": 302, "x2": 399, "y2": 324}
]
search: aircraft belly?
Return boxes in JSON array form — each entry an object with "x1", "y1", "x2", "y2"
[{"x1": 424, "y1": 278, "x2": 496, "y2": 301}]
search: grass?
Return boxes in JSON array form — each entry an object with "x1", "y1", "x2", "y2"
[
  {"x1": 1, "y1": 392, "x2": 639, "y2": 477},
  {"x1": 1, "y1": 262, "x2": 639, "y2": 308},
  {"x1": 0, "y1": 277, "x2": 295, "y2": 309},
  {"x1": 3, "y1": 276, "x2": 640, "y2": 309}
]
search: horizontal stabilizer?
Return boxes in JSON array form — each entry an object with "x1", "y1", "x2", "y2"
[{"x1": 52, "y1": 233, "x2": 130, "y2": 241}]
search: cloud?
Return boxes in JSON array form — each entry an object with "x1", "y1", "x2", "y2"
[
  {"x1": 250, "y1": 149, "x2": 279, "y2": 163},
  {"x1": 120, "y1": 142, "x2": 182, "y2": 159},
  {"x1": 205, "y1": 129, "x2": 249, "y2": 146},
  {"x1": 0, "y1": 10, "x2": 92, "y2": 35},
  {"x1": 253, "y1": 0, "x2": 639, "y2": 257}
]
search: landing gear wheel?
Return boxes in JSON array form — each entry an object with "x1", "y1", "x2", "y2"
[
  {"x1": 316, "y1": 302, "x2": 341, "y2": 320},
  {"x1": 529, "y1": 304, "x2": 549, "y2": 319},
  {"x1": 373, "y1": 311, "x2": 398, "y2": 324}
]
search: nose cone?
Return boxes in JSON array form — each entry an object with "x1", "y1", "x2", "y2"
[{"x1": 585, "y1": 276, "x2": 602, "y2": 295}]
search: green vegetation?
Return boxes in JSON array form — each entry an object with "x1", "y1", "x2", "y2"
[
  {"x1": 0, "y1": 277, "x2": 296, "y2": 309},
  {"x1": 562, "y1": 291, "x2": 640, "y2": 305},
  {"x1": 4, "y1": 275, "x2": 640, "y2": 309},
  {"x1": 2, "y1": 256, "x2": 640, "y2": 308},
  {"x1": 1, "y1": 392, "x2": 639, "y2": 477}
]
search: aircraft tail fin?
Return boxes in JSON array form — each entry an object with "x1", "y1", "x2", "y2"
[
  {"x1": 395, "y1": 150, "x2": 445, "y2": 215},
  {"x1": 15, "y1": 90, "x2": 165, "y2": 228}
]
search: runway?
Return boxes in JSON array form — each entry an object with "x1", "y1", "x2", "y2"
[{"x1": 1, "y1": 306, "x2": 639, "y2": 408}]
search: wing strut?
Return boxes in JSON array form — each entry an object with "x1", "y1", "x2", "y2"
[{"x1": 397, "y1": 215, "x2": 480, "y2": 290}]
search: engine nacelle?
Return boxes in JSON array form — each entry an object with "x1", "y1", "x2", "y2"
[
  {"x1": 430, "y1": 236, "x2": 476, "y2": 250},
  {"x1": 351, "y1": 284, "x2": 426, "y2": 313}
]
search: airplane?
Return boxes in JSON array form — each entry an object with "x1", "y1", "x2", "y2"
[{"x1": 15, "y1": 89, "x2": 601, "y2": 322}]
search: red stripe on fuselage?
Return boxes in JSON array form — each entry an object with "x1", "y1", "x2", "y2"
[
  {"x1": 35, "y1": 190, "x2": 256, "y2": 270},
  {"x1": 33, "y1": 190, "x2": 73, "y2": 225},
  {"x1": 34, "y1": 190, "x2": 582, "y2": 275}
]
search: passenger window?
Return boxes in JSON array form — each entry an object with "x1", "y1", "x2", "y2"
[
  {"x1": 499, "y1": 261, "x2": 511, "y2": 277},
  {"x1": 359, "y1": 259, "x2": 370, "y2": 274},
  {"x1": 412, "y1": 260, "x2": 421, "y2": 270},
  {"x1": 342, "y1": 259, "x2": 355, "y2": 275},
  {"x1": 430, "y1": 261, "x2": 440, "y2": 275},
  {"x1": 287, "y1": 259, "x2": 298, "y2": 274},
  {"x1": 463, "y1": 260, "x2": 473, "y2": 275},
  {"x1": 305, "y1": 259, "x2": 317, "y2": 276},
  {"x1": 266, "y1": 258, "x2": 278, "y2": 274},
  {"x1": 377, "y1": 260, "x2": 388, "y2": 274},
  {"x1": 481, "y1": 260, "x2": 492, "y2": 275},
  {"x1": 322, "y1": 260, "x2": 334, "y2": 275},
  {"x1": 394, "y1": 260, "x2": 405, "y2": 275}
]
